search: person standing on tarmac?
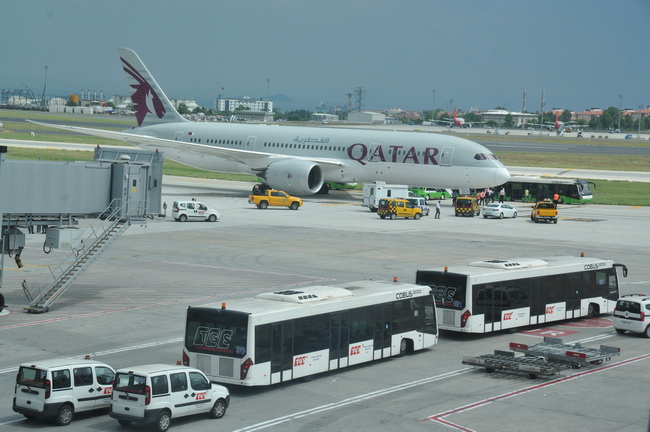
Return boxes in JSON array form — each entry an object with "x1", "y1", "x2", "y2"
[{"x1": 435, "y1": 201, "x2": 441, "y2": 219}]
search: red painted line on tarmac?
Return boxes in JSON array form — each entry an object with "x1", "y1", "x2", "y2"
[{"x1": 423, "y1": 353, "x2": 650, "y2": 431}]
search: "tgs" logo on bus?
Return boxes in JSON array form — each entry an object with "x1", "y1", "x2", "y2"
[
  {"x1": 546, "y1": 306, "x2": 555, "y2": 314},
  {"x1": 503, "y1": 312, "x2": 513, "y2": 320},
  {"x1": 193, "y1": 327, "x2": 233, "y2": 349},
  {"x1": 350, "y1": 345, "x2": 361, "y2": 355},
  {"x1": 294, "y1": 356, "x2": 307, "y2": 366}
]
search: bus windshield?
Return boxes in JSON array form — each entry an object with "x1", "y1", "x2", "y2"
[
  {"x1": 416, "y1": 271, "x2": 467, "y2": 311},
  {"x1": 185, "y1": 307, "x2": 249, "y2": 358}
]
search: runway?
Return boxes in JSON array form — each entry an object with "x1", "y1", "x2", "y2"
[{"x1": 0, "y1": 176, "x2": 648, "y2": 432}]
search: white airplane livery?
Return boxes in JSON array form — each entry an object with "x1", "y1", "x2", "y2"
[{"x1": 31, "y1": 47, "x2": 509, "y2": 195}]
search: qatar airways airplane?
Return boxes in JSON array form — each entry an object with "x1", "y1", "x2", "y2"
[{"x1": 30, "y1": 48, "x2": 509, "y2": 195}]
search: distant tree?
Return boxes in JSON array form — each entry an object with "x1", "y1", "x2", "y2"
[
  {"x1": 177, "y1": 103, "x2": 189, "y2": 114},
  {"x1": 66, "y1": 97, "x2": 78, "y2": 106},
  {"x1": 234, "y1": 105, "x2": 247, "y2": 111},
  {"x1": 464, "y1": 112, "x2": 481, "y2": 123},
  {"x1": 494, "y1": 106, "x2": 507, "y2": 110},
  {"x1": 503, "y1": 114, "x2": 514, "y2": 128},
  {"x1": 559, "y1": 110, "x2": 572, "y2": 123},
  {"x1": 285, "y1": 110, "x2": 313, "y2": 121}
]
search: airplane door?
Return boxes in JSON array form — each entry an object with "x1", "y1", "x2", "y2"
[
  {"x1": 246, "y1": 136, "x2": 257, "y2": 151},
  {"x1": 329, "y1": 312, "x2": 349, "y2": 370},
  {"x1": 175, "y1": 131, "x2": 183, "y2": 141},
  {"x1": 440, "y1": 147, "x2": 454, "y2": 166}
]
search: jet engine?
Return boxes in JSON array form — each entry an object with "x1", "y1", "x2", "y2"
[{"x1": 263, "y1": 159, "x2": 324, "y2": 195}]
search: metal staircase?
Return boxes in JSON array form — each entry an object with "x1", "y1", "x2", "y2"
[{"x1": 24, "y1": 207, "x2": 134, "y2": 313}]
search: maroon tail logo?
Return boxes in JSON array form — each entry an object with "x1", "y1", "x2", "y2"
[{"x1": 121, "y1": 56, "x2": 166, "y2": 126}]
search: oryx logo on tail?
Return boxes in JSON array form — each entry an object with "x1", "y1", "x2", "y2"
[{"x1": 120, "y1": 56, "x2": 166, "y2": 126}]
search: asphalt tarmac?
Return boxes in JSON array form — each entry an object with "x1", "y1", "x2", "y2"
[{"x1": 0, "y1": 177, "x2": 648, "y2": 432}]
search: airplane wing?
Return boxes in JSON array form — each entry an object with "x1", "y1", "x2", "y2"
[{"x1": 25, "y1": 120, "x2": 346, "y2": 171}]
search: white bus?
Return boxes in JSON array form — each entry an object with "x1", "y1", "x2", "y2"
[
  {"x1": 182, "y1": 280, "x2": 438, "y2": 386},
  {"x1": 415, "y1": 255, "x2": 627, "y2": 333}
]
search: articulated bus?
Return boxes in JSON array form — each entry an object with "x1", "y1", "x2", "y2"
[
  {"x1": 500, "y1": 177, "x2": 595, "y2": 204},
  {"x1": 183, "y1": 280, "x2": 438, "y2": 386},
  {"x1": 415, "y1": 255, "x2": 627, "y2": 333}
]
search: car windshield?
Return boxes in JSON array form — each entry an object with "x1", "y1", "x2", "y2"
[{"x1": 486, "y1": 204, "x2": 498, "y2": 208}]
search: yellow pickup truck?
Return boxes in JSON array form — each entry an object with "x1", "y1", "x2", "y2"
[
  {"x1": 248, "y1": 189, "x2": 303, "y2": 210},
  {"x1": 531, "y1": 200, "x2": 558, "y2": 223}
]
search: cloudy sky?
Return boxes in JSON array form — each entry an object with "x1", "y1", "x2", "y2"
[{"x1": 3, "y1": 0, "x2": 649, "y2": 113}]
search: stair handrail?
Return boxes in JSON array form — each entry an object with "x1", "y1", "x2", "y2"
[{"x1": 30, "y1": 199, "x2": 135, "y2": 300}]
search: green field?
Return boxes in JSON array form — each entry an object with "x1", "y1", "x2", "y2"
[{"x1": 1, "y1": 109, "x2": 648, "y2": 206}]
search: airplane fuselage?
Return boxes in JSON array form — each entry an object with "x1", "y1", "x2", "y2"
[{"x1": 130, "y1": 121, "x2": 510, "y2": 189}]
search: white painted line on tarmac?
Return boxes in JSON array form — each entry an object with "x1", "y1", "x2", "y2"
[
  {"x1": 231, "y1": 368, "x2": 473, "y2": 432},
  {"x1": 0, "y1": 338, "x2": 183, "y2": 375}
]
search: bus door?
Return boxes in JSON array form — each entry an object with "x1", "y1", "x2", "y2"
[
  {"x1": 475, "y1": 286, "x2": 503, "y2": 332},
  {"x1": 271, "y1": 322, "x2": 293, "y2": 384},
  {"x1": 373, "y1": 304, "x2": 392, "y2": 359},
  {"x1": 329, "y1": 312, "x2": 349, "y2": 370}
]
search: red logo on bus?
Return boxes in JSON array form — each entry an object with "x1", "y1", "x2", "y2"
[
  {"x1": 503, "y1": 312, "x2": 513, "y2": 320},
  {"x1": 546, "y1": 306, "x2": 555, "y2": 314},
  {"x1": 294, "y1": 356, "x2": 307, "y2": 366},
  {"x1": 350, "y1": 345, "x2": 361, "y2": 355}
]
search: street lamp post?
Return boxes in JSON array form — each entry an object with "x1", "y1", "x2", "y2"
[
  {"x1": 638, "y1": 104, "x2": 643, "y2": 139},
  {"x1": 618, "y1": 94, "x2": 622, "y2": 132},
  {"x1": 431, "y1": 89, "x2": 435, "y2": 122}
]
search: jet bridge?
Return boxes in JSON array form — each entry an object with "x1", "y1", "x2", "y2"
[{"x1": 0, "y1": 145, "x2": 164, "y2": 312}]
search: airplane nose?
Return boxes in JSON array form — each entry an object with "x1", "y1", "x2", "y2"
[{"x1": 494, "y1": 167, "x2": 510, "y2": 185}]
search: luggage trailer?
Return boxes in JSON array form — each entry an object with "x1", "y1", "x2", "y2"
[{"x1": 462, "y1": 337, "x2": 620, "y2": 379}]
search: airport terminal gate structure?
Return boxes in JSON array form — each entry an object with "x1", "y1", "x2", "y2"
[{"x1": 0, "y1": 145, "x2": 164, "y2": 312}]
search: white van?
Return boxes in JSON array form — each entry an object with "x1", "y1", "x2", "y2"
[
  {"x1": 13, "y1": 358, "x2": 115, "y2": 426},
  {"x1": 110, "y1": 364, "x2": 230, "y2": 432},
  {"x1": 172, "y1": 201, "x2": 220, "y2": 222}
]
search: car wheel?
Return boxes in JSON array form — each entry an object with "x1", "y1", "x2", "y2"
[
  {"x1": 208, "y1": 214, "x2": 217, "y2": 222},
  {"x1": 179, "y1": 214, "x2": 187, "y2": 222},
  {"x1": 209, "y1": 398, "x2": 227, "y2": 419},
  {"x1": 554, "y1": 218, "x2": 558, "y2": 224},
  {"x1": 499, "y1": 213, "x2": 504, "y2": 219},
  {"x1": 644, "y1": 325, "x2": 650, "y2": 339},
  {"x1": 513, "y1": 211, "x2": 517, "y2": 218},
  {"x1": 389, "y1": 213, "x2": 396, "y2": 220},
  {"x1": 54, "y1": 404, "x2": 74, "y2": 426},
  {"x1": 615, "y1": 329, "x2": 626, "y2": 335},
  {"x1": 259, "y1": 201, "x2": 268, "y2": 209},
  {"x1": 154, "y1": 411, "x2": 171, "y2": 432},
  {"x1": 483, "y1": 215, "x2": 487, "y2": 219},
  {"x1": 290, "y1": 201, "x2": 299, "y2": 210},
  {"x1": 379, "y1": 215, "x2": 386, "y2": 219},
  {"x1": 477, "y1": 210, "x2": 480, "y2": 216},
  {"x1": 414, "y1": 213, "x2": 421, "y2": 220},
  {"x1": 118, "y1": 419, "x2": 132, "y2": 426}
]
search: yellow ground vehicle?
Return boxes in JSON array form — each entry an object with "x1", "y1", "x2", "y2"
[
  {"x1": 377, "y1": 198, "x2": 423, "y2": 220},
  {"x1": 531, "y1": 200, "x2": 558, "y2": 223},
  {"x1": 454, "y1": 197, "x2": 481, "y2": 217},
  {"x1": 248, "y1": 189, "x2": 303, "y2": 210}
]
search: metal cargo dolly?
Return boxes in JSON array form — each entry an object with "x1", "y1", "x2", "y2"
[{"x1": 462, "y1": 337, "x2": 620, "y2": 379}]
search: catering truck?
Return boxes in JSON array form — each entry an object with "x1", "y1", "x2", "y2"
[{"x1": 362, "y1": 181, "x2": 411, "y2": 212}]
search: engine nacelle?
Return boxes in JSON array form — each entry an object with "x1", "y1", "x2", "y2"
[{"x1": 264, "y1": 159, "x2": 324, "y2": 195}]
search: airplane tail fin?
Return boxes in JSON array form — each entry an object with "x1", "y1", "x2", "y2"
[
  {"x1": 117, "y1": 47, "x2": 187, "y2": 127},
  {"x1": 453, "y1": 107, "x2": 457, "y2": 120}
]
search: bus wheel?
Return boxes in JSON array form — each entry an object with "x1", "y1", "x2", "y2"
[
  {"x1": 398, "y1": 339, "x2": 412, "y2": 357},
  {"x1": 485, "y1": 367, "x2": 495, "y2": 373},
  {"x1": 528, "y1": 373, "x2": 538, "y2": 379},
  {"x1": 587, "y1": 303, "x2": 599, "y2": 317}
]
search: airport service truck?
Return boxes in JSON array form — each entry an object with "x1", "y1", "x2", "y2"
[
  {"x1": 248, "y1": 189, "x2": 303, "y2": 210},
  {"x1": 362, "y1": 181, "x2": 412, "y2": 212}
]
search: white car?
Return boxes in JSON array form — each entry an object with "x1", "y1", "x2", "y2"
[
  {"x1": 172, "y1": 201, "x2": 220, "y2": 222},
  {"x1": 482, "y1": 203, "x2": 517, "y2": 219},
  {"x1": 613, "y1": 294, "x2": 650, "y2": 337}
]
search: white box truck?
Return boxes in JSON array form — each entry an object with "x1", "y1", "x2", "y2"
[{"x1": 362, "y1": 181, "x2": 412, "y2": 212}]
